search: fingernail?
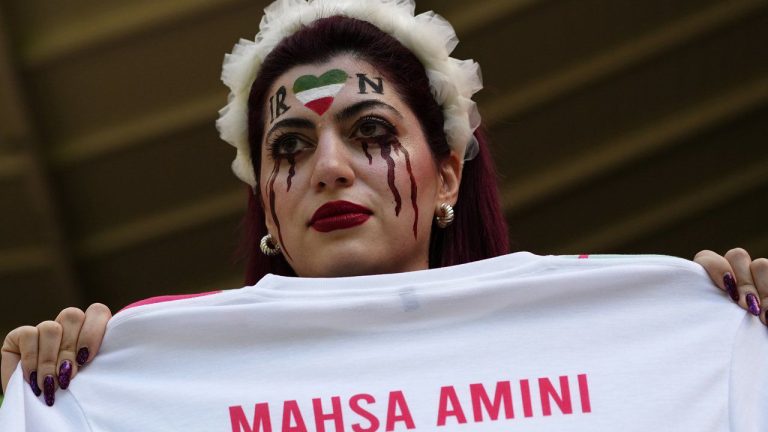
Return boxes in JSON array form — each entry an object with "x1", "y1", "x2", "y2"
[
  {"x1": 43, "y1": 374, "x2": 55, "y2": 406},
  {"x1": 29, "y1": 371, "x2": 42, "y2": 397},
  {"x1": 58, "y1": 360, "x2": 72, "y2": 390},
  {"x1": 724, "y1": 272, "x2": 739, "y2": 301},
  {"x1": 746, "y1": 293, "x2": 761, "y2": 316},
  {"x1": 76, "y1": 347, "x2": 89, "y2": 366}
]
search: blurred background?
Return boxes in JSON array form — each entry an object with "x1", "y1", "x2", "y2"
[{"x1": 0, "y1": 0, "x2": 766, "y2": 361}]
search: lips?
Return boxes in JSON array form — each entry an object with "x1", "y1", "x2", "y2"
[{"x1": 309, "y1": 200, "x2": 373, "y2": 232}]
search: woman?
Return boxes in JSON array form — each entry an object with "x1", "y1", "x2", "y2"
[{"x1": 2, "y1": 0, "x2": 766, "y2": 410}]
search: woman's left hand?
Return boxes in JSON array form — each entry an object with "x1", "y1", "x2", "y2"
[{"x1": 694, "y1": 248, "x2": 768, "y2": 325}]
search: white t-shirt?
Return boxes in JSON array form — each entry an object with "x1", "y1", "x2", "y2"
[{"x1": 1, "y1": 253, "x2": 766, "y2": 431}]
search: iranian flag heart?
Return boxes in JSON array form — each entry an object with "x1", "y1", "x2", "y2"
[{"x1": 293, "y1": 69, "x2": 349, "y2": 115}]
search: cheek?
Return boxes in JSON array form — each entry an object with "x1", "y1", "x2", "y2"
[
  {"x1": 369, "y1": 137, "x2": 435, "y2": 240},
  {"x1": 410, "y1": 154, "x2": 440, "y2": 223},
  {"x1": 260, "y1": 157, "x2": 299, "y2": 261},
  {"x1": 408, "y1": 150, "x2": 440, "y2": 194},
  {"x1": 260, "y1": 156, "x2": 305, "y2": 201}
]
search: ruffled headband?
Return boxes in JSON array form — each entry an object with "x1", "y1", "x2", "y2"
[{"x1": 216, "y1": 0, "x2": 483, "y2": 187}]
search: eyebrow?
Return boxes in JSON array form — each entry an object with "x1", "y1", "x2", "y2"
[
  {"x1": 266, "y1": 118, "x2": 314, "y2": 139},
  {"x1": 335, "y1": 100, "x2": 404, "y2": 123},
  {"x1": 265, "y1": 100, "x2": 403, "y2": 139}
]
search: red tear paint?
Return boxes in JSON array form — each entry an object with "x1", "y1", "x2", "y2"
[
  {"x1": 286, "y1": 154, "x2": 296, "y2": 192},
  {"x1": 393, "y1": 142, "x2": 418, "y2": 239},
  {"x1": 358, "y1": 136, "x2": 419, "y2": 239},
  {"x1": 379, "y1": 143, "x2": 402, "y2": 216},
  {"x1": 362, "y1": 141, "x2": 373, "y2": 165},
  {"x1": 267, "y1": 158, "x2": 292, "y2": 260}
]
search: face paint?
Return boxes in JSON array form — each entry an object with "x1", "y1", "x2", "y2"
[
  {"x1": 362, "y1": 141, "x2": 373, "y2": 165},
  {"x1": 266, "y1": 158, "x2": 292, "y2": 260},
  {"x1": 357, "y1": 73, "x2": 384, "y2": 94},
  {"x1": 356, "y1": 135, "x2": 419, "y2": 239},
  {"x1": 396, "y1": 143, "x2": 419, "y2": 239},
  {"x1": 379, "y1": 143, "x2": 402, "y2": 217},
  {"x1": 356, "y1": 77, "x2": 383, "y2": 165},
  {"x1": 286, "y1": 154, "x2": 297, "y2": 192},
  {"x1": 260, "y1": 56, "x2": 441, "y2": 276},
  {"x1": 269, "y1": 86, "x2": 291, "y2": 123},
  {"x1": 292, "y1": 69, "x2": 349, "y2": 116}
]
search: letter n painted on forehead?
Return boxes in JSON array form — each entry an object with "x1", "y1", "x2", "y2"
[
  {"x1": 292, "y1": 69, "x2": 349, "y2": 116},
  {"x1": 357, "y1": 73, "x2": 384, "y2": 94},
  {"x1": 269, "y1": 86, "x2": 291, "y2": 123}
]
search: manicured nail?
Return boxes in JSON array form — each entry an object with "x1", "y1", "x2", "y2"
[
  {"x1": 43, "y1": 374, "x2": 55, "y2": 406},
  {"x1": 29, "y1": 371, "x2": 42, "y2": 397},
  {"x1": 58, "y1": 360, "x2": 72, "y2": 390},
  {"x1": 76, "y1": 347, "x2": 89, "y2": 366},
  {"x1": 746, "y1": 293, "x2": 761, "y2": 316},
  {"x1": 724, "y1": 272, "x2": 739, "y2": 301}
]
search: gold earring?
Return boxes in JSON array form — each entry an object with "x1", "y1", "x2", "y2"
[
  {"x1": 435, "y1": 203, "x2": 455, "y2": 228},
  {"x1": 260, "y1": 234, "x2": 281, "y2": 256}
]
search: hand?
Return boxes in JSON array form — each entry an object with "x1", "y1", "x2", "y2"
[
  {"x1": 1, "y1": 303, "x2": 111, "y2": 405},
  {"x1": 694, "y1": 248, "x2": 768, "y2": 325}
]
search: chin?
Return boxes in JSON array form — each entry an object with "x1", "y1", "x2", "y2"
[
  {"x1": 292, "y1": 232, "x2": 429, "y2": 277},
  {"x1": 305, "y1": 258, "x2": 390, "y2": 278},
  {"x1": 297, "y1": 251, "x2": 424, "y2": 278}
]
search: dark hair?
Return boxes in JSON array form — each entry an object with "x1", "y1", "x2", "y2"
[{"x1": 240, "y1": 16, "x2": 509, "y2": 284}]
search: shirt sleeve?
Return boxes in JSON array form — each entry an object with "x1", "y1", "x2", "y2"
[
  {"x1": 0, "y1": 364, "x2": 92, "y2": 431},
  {"x1": 730, "y1": 314, "x2": 768, "y2": 432}
]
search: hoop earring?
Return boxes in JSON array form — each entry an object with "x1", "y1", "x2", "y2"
[
  {"x1": 260, "y1": 234, "x2": 281, "y2": 256},
  {"x1": 435, "y1": 203, "x2": 455, "y2": 228}
]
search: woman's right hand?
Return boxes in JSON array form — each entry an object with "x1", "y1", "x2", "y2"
[{"x1": 1, "y1": 303, "x2": 111, "y2": 406}]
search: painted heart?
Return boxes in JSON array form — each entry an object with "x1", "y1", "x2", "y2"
[{"x1": 293, "y1": 69, "x2": 349, "y2": 115}]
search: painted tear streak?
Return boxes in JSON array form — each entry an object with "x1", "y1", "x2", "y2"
[
  {"x1": 286, "y1": 154, "x2": 296, "y2": 192},
  {"x1": 380, "y1": 143, "x2": 402, "y2": 217},
  {"x1": 366, "y1": 136, "x2": 420, "y2": 239},
  {"x1": 267, "y1": 159, "x2": 291, "y2": 260},
  {"x1": 394, "y1": 142, "x2": 419, "y2": 239},
  {"x1": 362, "y1": 141, "x2": 373, "y2": 165}
]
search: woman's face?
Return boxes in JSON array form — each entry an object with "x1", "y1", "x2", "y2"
[{"x1": 259, "y1": 55, "x2": 461, "y2": 277}]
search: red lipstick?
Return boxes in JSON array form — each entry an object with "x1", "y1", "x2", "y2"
[{"x1": 309, "y1": 200, "x2": 373, "y2": 233}]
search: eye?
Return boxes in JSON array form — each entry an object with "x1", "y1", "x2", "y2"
[
  {"x1": 268, "y1": 133, "x2": 311, "y2": 157},
  {"x1": 353, "y1": 116, "x2": 396, "y2": 139},
  {"x1": 358, "y1": 121, "x2": 383, "y2": 137}
]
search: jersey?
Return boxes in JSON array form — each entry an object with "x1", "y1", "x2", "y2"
[{"x1": 1, "y1": 253, "x2": 766, "y2": 431}]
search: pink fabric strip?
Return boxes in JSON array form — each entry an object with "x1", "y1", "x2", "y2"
[{"x1": 119, "y1": 290, "x2": 222, "y2": 313}]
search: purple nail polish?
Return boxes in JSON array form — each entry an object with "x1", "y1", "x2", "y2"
[
  {"x1": 76, "y1": 347, "x2": 89, "y2": 366},
  {"x1": 43, "y1": 375, "x2": 55, "y2": 406},
  {"x1": 746, "y1": 293, "x2": 761, "y2": 316},
  {"x1": 724, "y1": 272, "x2": 739, "y2": 301},
  {"x1": 29, "y1": 371, "x2": 42, "y2": 397},
  {"x1": 58, "y1": 360, "x2": 72, "y2": 390}
]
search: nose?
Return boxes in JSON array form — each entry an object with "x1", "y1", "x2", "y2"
[{"x1": 309, "y1": 130, "x2": 356, "y2": 191}]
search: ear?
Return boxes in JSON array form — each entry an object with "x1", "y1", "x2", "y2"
[{"x1": 436, "y1": 151, "x2": 462, "y2": 206}]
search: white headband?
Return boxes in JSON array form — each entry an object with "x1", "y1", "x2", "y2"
[{"x1": 216, "y1": 0, "x2": 483, "y2": 187}]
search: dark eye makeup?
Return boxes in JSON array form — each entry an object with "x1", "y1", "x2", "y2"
[
  {"x1": 350, "y1": 115, "x2": 397, "y2": 139},
  {"x1": 266, "y1": 131, "x2": 312, "y2": 159},
  {"x1": 265, "y1": 112, "x2": 399, "y2": 159}
]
